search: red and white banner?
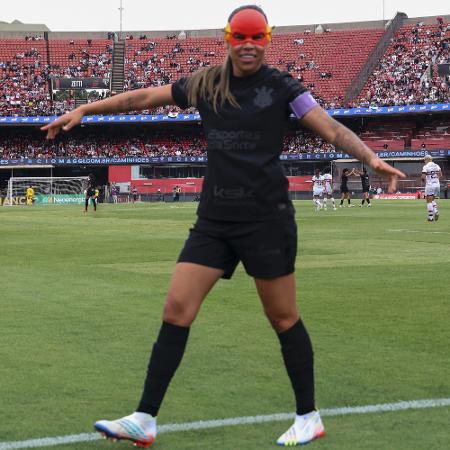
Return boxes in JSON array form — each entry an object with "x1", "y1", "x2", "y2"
[{"x1": 374, "y1": 193, "x2": 419, "y2": 200}]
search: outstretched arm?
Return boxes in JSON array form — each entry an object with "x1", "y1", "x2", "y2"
[
  {"x1": 42, "y1": 84, "x2": 174, "y2": 139},
  {"x1": 300, "y1": 106, "x2": 405, "y2": 192}
]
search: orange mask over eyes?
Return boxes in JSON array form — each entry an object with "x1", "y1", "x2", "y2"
[{"x1": 224, "y1": 9, "x2": 273, "y2": 47}]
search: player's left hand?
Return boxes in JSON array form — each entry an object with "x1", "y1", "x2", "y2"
[{"x1": 369, "y1": 158, "x2": 406, "y2": 193}]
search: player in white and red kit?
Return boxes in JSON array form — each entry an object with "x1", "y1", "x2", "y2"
[
  {"x1": 312, "y1": 168, "x2": 324, "y2": 211},
  {"x1": 322, "y1": 167, "x2": 336, "y2": 210},
  {"x1": 422, "y1": 155, "x2": 442, "y2": 221}
]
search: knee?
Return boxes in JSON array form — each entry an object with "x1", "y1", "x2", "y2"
[
  {"x1": 265, "y1": 308, "x2": 298, "y2": 333},
  {"x1": 162, "y1": 293, "x2": 196, "y2": 327}
]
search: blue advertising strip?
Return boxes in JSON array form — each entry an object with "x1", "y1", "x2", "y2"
[
  {"x1": 0, "y1": 103, "x2": 449, "y2": 125},
  {"x1": 1, "y1": 150, "x2": 449, "y2": 166},
  {"x1": 0, "y1": 114, "x2": 202, "y2": 125},
  {"x1": 329, "y1": 102, "x2": 450, "y2": 117}
]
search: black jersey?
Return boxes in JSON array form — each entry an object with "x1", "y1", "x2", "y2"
[
  {"x1": 172, "y1": 65, "x2": 307, "y2": 221},
  {"x1": 85, "y1": 176, "x2": 96, "y2": 197},
  {"x1": 360, "y1": 173, "x2": 370, "y2": 191},
  {"x1": 340, "y1": 173, "x2": 348, "y2": 190}
]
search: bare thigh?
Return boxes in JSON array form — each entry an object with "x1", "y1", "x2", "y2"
[
  {"x1": 163, "y1": 262, "x2": 224, "y2": 327},
  {"x1": 255, "y1": 273, "x2": 299, "y2": 333}
]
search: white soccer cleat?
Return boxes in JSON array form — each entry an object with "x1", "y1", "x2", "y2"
[
  {"x1": 276, "y1": 410, "x2": 325, "y2": 446},
  {"x1": 94, "y1": 412, "x2": 157, "y2": 448},
  {"x1": 434, "y1": 210, "x2": 439, "y2": 221}
]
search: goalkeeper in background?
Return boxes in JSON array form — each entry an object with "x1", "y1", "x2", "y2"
[
  {"x1": 26, "y1": 185, "x2": 34, "y2": 206},
  {"x1": 84, "y1": 174, "x2": 97, "y2": 213}
]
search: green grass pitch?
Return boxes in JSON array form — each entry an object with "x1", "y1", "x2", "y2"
[{"x1": 1, "y1": 200, "x2": 449, "y2": 449}]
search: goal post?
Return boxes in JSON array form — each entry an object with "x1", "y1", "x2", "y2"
[{"x1": 6, "y1": 176, "x2": 89, "y2": 206}]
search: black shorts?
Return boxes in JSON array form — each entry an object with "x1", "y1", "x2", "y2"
[
  {"x1": 340, "y1": 186, "x2": 349, "y2": 194},
  {"x1": 362, "y1": 187, "x2": 370, "y2": 193},
  {"x1": 178, "y1": 216, "x2": 297, "y2": 280},
  {"x1": 86, "y1": 188, "x2": 95, "y2": 198}
]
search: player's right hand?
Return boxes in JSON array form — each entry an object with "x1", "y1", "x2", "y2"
[{"x1": 41, "y1": 108, "x2": 85, "y2": 140}]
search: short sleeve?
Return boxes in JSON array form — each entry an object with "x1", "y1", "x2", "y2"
[
  {"x1": 171, "y1": 77, "x2": 190, "y2": 109},
  {"x1": 277, "y1": 71, "x2": 318, "y2": 119},
  {"x1": 279, "y1": 71, "x2": 307, "y2": 103}
]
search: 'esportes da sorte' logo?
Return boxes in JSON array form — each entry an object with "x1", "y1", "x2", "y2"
[{"x1": 253, "y1": 86, "x2": 274, "y2": 108}]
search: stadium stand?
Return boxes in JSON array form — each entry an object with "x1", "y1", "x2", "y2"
[
  {"x1": 48, "y1": 39, "x2": 112, "y2": 78},
  {"x1": 0, "y1": 37, "x2": 49, "y2": 116},
  {"x1": 122, "y1": 29, "x2": 384, "y2": 109},
  {"x1": 4, "y1": 116, "x2": 449, "y2": 160},
  {"x1": 1, "y1": 19, "x2": 448, "y2": 118},
  {"x1": 1, "y1": 27, "x2": 385, "y2": 116},
  {"x1": 0, "y1": 15, "x2": 449, "y2": 162},
  {"x1": 0, "y1": 127, "x2": 344, "y2": 159},
  {"x1": 358, "y1": 18, "x2": 450, "y2": 106}
]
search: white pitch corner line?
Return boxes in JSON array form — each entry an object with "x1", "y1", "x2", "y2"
[{"x1": 1, "y1": 398, "x2": 450, "y2": 449}]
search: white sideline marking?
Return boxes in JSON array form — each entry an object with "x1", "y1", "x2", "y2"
[
  {"x1": 1, "y1": 398, "x2": 450, "y2": 449},
  {"x1": 388, "y1": 228, "x2": 450, "y2": 235}
]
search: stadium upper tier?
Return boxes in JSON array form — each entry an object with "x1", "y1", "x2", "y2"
[
  {"x1": 358, "y1": 21, "x2": 450, "y2": 106},
  {"x1": 123, "y1": 29, "x2": 383, "y2": 107},
  {"x1": 0, "y1": 16, "x2": 449, "y2": 117}
]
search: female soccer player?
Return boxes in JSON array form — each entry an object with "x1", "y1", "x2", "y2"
[
  {"x1": 84, "y1": 173, "x2": 97, "y2": 213},
  {"x1": 42, "y1": 5, "x2": 405, "y2": 447},
  {"x1": 339, "y1": 167, "x2": 357, "y2": 207},
  {"x1": 355, "y1": 167, "x2": 371, "y2": 207},
  {"x1": 422, "y1": 155, "x2": 441, "y2": 221},
  {"x1": 322, "y1": 167, "x2": 336, "y2": 210},
  {"x1": 311, "y1": 168, "x2": 324, "y2": 211}
]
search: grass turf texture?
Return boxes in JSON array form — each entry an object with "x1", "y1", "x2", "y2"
[{"x1": 1, "y1": 200, "x2": 449, "y2": 449}]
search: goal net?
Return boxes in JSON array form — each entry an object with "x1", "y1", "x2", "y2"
[{"x1": 7, "y1": 176, "x2": 89, "y2": 206}]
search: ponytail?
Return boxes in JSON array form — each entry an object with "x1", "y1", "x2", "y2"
[{"x1": 185, "y1": 57, "x2": 240, "y2": 113}]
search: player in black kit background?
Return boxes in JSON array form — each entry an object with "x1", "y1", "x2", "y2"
[
  {"x1": 356, "y1": 167, "x2": 372, "y2": 207},
  {"x1": 84, "y1": 173, "x2": 97, "y2": 213},
  {"x1": 339, "y1": 167, "x2": 356, "y2": 207},
  {"x1": 42, "y1": 5, "x2": 405, "y2": 447}
]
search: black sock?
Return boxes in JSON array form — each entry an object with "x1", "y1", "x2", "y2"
[
  {"x1": 277, "y1": 320, "x2": 315, "y2": 416},
  {"x1": 361, "y1": 199, "x2": 365, "y2": 205},
  {"x1": 347, "y1": 198, "x2": 351, "y2": 205},
  {"x1": 84, "y1": 198, "x2": 89, "y2": 210},
  {"x1": 137, "y1": 321, "x2": 190, "y2": 416},
  {"x1": 367, "y1": 199, "x2": 371, "y2": 204},
  {"x1": 340, "y1": 199, "x2": 343, "y2": 205}
]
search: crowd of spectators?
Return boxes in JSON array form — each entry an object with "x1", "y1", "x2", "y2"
[
  {"x1": 0, "y1": 128, "x2": 339, "y2": 160},
  {"x1": 1, "y1": 17, "x2": 450, "y2": 117},
  {"x1": 2, "y1": 117, "x2": 450, "y2": 161},
  {"x1": 283, "y1": 133, "x2": 335, "y2": 154},
  {"x1": 358, "y1": 18, "x2": 450, "y2": 107}
]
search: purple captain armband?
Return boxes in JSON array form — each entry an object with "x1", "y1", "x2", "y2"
[{"x1": 289, "y1": 92, "x2": 318, "y2": 119}]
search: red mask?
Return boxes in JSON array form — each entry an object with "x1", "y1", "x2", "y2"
[{"x1": 224, "y1": 9, "x2": 272, "y2": 47}]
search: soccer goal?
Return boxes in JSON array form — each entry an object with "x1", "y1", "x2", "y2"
[{"x1": 6, "y1": 176, "x2": 89, "y2": 206}]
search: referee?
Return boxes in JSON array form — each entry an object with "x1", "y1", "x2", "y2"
[{"x1": 42, "y1": 5, "x2": 405, "y2": 447}]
